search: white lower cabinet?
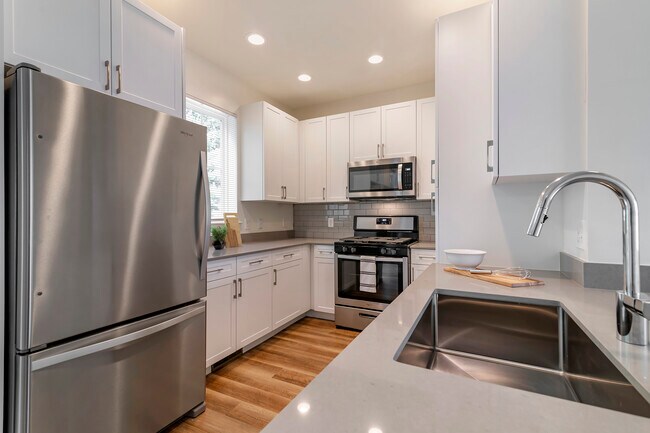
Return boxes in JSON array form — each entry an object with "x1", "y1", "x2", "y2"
[
  {"x1": 272, "y1": 258, "x2": 310, "y2": 329},
  {"x1": 410, "y1": 248, "x2": 437, "y2": 282},
  {"x1": 205, "y1": 277, "x2": 237, "y2": 368},
  {"x1": 312, "y1": 245, "x2": 335, "y2": 314},
  {"x1": 236, "y1": 267, "x2": 273, "y2": 348}
]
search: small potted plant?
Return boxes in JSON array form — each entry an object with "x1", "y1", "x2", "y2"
[{"x1": 211, "y1": 225, "x2": 227, "y2": 250}]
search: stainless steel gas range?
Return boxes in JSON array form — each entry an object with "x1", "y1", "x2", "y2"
[{"x1": 334, "y1": 216, "x2": 419, "y2": 330}]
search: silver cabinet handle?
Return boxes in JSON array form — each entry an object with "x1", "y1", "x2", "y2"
[
  {"x1": 377, "y1": 144, "x2": 380, "y2": 158},
  {"x1": 419, "y1": 255, "x2": 436, "y2": 260},
  {"x1": 411, "y1": 266, "x2": 414, "y2": 282},
  {"x1": 283, "y1": 253, "x2": 294, "y2": 258},
  {"x1": 273, "y1": 269, "x2": 277, "y2": 285},
  {"x1": 249, "y1": 259, "x2": 264, "y2": 265},
  {"x1": 115, "y1": 64, "x2": 123, "y2": 94},
  {"x1": 232, "y1": 279, "x2": 237, "y2": 299},
  {"x1": 31, "y1": 306, "x2": 203, "y2": 371},
  {"x1": 431, "y1": 191, "x2": 435, "y2": 215},
  {"x1": 238, "y1": 278, "x2": 243, "y2": 297},
  {"x1": 417, "y1": 181, "x2": 419, "y2": 197},
  {"x1": 104, "y1": 60, "x2": 111, "y2": 91},
  {"x1": 431, "y1": 160, "x2": 436, "y2": 184},
  {"x1": 345, "y1": 186, "x2": 349, "y2": 199},
  {"x1": 487, "y1": 140, "x2": 494, "y2": 173},
  {"x1": 322, "y1": 187, "x2": 326, "y2": 200},
  {"x1": 214, "y1": 268, "x2": 224, "y2": 272},
  {"x1": 382, "y1": 143, "x2": 385, "y2": 158}
]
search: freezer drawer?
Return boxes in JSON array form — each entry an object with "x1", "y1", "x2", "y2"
[{"x1": 10, "y1": 302, "x2": 206, "y2": 433}]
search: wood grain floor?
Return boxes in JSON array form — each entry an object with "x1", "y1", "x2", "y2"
[{"x1": 165, "y1": 317, "x2": 358, "y2": 433}]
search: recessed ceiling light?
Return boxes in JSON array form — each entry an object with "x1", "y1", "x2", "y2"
[
  {"x1": 298, "y1": 74, "x2": 312, "y2": 82},
  {"x1": 297, "y1": 402, "x2": 311, "y2": 414},
  {"x1": 247, "y1": 33, "x2": 265, "y2": 45},
  {"x1": 369, "y1": 428, "x2": 383, "y2": 433},
  {"x1": 368, "y1": 55, "x2": 383, "y2": 64}
]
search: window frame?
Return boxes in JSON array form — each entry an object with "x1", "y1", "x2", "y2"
[{"x1": 185, "y1": 96, "x2": 238, "y2": 224}]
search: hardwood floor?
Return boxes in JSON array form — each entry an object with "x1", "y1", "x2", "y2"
[{"x1": 166, "y1": 317, "x2": 358, "y2": 433}]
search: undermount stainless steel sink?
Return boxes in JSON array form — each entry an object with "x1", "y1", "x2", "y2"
[{"x1": 395, "y1": 292, "x2": 650, "y2": 418}]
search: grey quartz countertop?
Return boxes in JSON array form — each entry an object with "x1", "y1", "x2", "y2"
[
  {"x1": 262, "y1": 264, "x2": 650, "y2": 433},
  {"x1": 410, "y1": 241, "x2": 436, "y2": 250},
  {"x1": 207, "y1": 238, "x2": 335, "y2": 260}
]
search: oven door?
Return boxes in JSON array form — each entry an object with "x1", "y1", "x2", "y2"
[
  {"x1": 335, "y1": 254, "x2": 409, "y2": 311},
  {"x1": 348, "y1": 157, "x2": 416, "y2": 199}
]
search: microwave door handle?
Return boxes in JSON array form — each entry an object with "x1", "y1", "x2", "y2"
[{"x1": 397, "y1": 163, "x2": 403, "y2": 190}]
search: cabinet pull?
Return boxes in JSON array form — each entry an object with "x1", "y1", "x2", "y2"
[
  {"x1": 411, "y1": 266, "x2": 414, "y2": 282},
  {"x1": 238, "y1": 278, "x2": 243, "y2": 297},
  {"x1": 116, "y1": 64, "x2": 123, "y2": 94},
  {"x1": 284, "y1": 186, "x2": 287, "y2": 199},
  {"x1": 382, "y1": 143, "x2": 385, "y2": 158},
  {"x1": 273, "y1": 269, "x2": 277, "y2": 285},
  {"x1": 430, "y1": 191, "x2": 435, "y2": 216},
  {"x1": 377, "y1": 144, "x2": 380, "y2": 158},
  {"x1": 345, "y1": 186, "x2": 349, "y2": 199},
  {"x1": 283, "y1": 253, "x2": 294, "y2": 258},
  {"x1": 249, "y1": 259, "x2": 264, "y2": 265},
  {"x1": 104, "y1": 60, "x2": 111, "y2": 91},
  {"x1": 419, "y1": 255, "x2": 436, "y2": 260},
  {"x1": 214, "y1": 268, "x2": 224, "y2": 272},
  {"x1": 431, "y1": 160, "x2": 436, "y2": 184},
  {"x1": 487, "y1": 140, "x2": 494, "y2": 173},
  {"x1": 232, "y1": 279, "x2": 237, "y2": 299},
  {"x1": 359, "y1": 312, "x2": 378, "y2": 319},
  {"x1": 322, "y1": 187, "x2": 326, "y2": 200}
]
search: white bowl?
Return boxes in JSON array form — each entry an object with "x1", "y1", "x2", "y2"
[{"x1": 444, "y1": 249, "x2": 487, "y2": 270}]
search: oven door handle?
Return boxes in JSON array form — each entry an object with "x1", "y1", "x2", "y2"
[
  {"x1": 336, "y1": 254, "x2": 405, "y2": 263},
  {"x1": 397, "y1": 163, "x2": 403, "y2": 190}
]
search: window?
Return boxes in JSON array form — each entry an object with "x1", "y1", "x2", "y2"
[{"x1": 185, "y1": 98, "x2": 237, "y2": 221}]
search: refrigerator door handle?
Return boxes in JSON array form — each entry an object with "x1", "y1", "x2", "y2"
[
  {"x1": 31, "y1": 306, "x2": 204, "y2": 372},
  {"x1": 199, "y1": 151, "x2": 211, "y2": 280}
]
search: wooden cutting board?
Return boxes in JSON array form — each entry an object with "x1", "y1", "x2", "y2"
[
  {"x1": 444, "y1": 267, "x2": 545, "y2": 288},
  {"x1": 223, "y1": 213, "x2": 242, "y2": 247}
]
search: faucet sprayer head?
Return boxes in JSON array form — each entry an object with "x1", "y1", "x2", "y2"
[{"x1": 527, "y1": 205, "x2": 548, "y2": 237}]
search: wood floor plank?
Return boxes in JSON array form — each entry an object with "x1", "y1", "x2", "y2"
[{"x1": 165, "y1": 318, "x2": 358, "y2": 433}]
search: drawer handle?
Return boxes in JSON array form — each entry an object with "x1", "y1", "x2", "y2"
[
  {"x1": 359, "y1": 313, "x2": 378, "y2": 319},
  {"x1": 321, "y1": 251, "x2": 333, "y2": 255},
  {"x1": 419, "y1": 256, "x2": 435, "y2": 260},
  {"x1": 273, "y1": 269, "x2": 277, "y2": 285},
  {"x1": 238, "y1": 278, "x2": 243, "y2": 297},
  {"x1": 249, "y1": 259, "x2": 264, "y2": 265},
  {"x1": 283, "y1": 253, "x2": 294, "y2": 258},
  {"x1": 232, "y1": 279, "x2": 237, "y2": 299},
  {"x1": 214, "y1": 268, "x2": 224, "y2": 272}
]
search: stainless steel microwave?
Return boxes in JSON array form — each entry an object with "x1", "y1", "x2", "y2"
[{"x1": 347, "y1": 157, "x2": 416, "y2": 199}]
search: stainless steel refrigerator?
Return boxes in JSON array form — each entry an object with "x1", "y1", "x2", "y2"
[{"x1": 5, "y1": 65, "x2": 210, "y2": 433}]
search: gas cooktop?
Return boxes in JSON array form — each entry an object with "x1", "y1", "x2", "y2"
[{"x1": 338, "y1": 236, "x2": 417, "y2": 246}]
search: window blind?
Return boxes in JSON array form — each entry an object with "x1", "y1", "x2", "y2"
[{"x1": 185, "y1": 97, "x2": 238, "y2": 221}]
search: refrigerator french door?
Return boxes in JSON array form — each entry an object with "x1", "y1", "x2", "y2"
[{"x1": 5, "y1": 65, "x2": 209, "y2": 433}]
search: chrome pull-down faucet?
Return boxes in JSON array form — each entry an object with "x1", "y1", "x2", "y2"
[{"x1": 527, "y1": 171, "x2": 649, "y2": 346}]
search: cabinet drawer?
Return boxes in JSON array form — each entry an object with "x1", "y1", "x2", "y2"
[
  {"x1": 313, "y1": 244, "x2": 335, "y2": 259},
  {"x1": 411, "y1": 249, "x2": 437, "y2": 266},
  {"x1": 207, "y1": 258, "x2": 237, "y2": 281},
  {"x1": 237, "y1": 252, "x2": 273, "y2": 273},
  {"x1": 273, "y1": 247, "x2": 305, "y2": 265}
]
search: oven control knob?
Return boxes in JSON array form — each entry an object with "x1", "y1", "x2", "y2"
[
  {"x1": 350, "y1": 247, "x2": 357, "y2": 253},
  {"x1": 341, "y1": 246, "x2": 348, "y2": 253},
  {"x1": 390, "y1": 249, "x2": 397, "y2": 255},
  {"x1": 380, "y1": 248, "x2": 387, "y2": 255}
]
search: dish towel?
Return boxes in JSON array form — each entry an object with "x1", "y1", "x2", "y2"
[{"x1": 359, "y1": 256, "x2": 377, "y2": 293}]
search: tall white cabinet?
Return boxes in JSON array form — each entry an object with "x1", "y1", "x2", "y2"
[
  {"x1": 4, "y1": 0, "x2": 185, "y2": 117},
  {"x1": 326, "y1": 113, "x2": 350, "y2": 202},
  {"x1": 301, "y1": 117, "x2": 327, "y2": 202},
  {"x1": 416, "y1": 98, "x2": 436, "y2": 200},
  {"x1": 240, "y1": 101, "x2": 301, "y2": 203}
]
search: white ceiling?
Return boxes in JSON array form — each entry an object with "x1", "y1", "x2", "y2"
[{"x1": 142, "y1": 0, "x2": 486, "y2": 110}]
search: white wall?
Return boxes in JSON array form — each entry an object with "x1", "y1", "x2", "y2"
[
  {"x1": 563, "y1": 0, "x2": 650, "y2": 265},
  {"x1": 293, "y1": 81, "x2": 434, "y2": 120},
  {"x1": 185, "y1": 51, "x2": 295, "y2": 233}
]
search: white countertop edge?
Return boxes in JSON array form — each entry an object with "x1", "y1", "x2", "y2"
[{"x1": 208, "y1": 238, "x2": 335, "y2": 260}]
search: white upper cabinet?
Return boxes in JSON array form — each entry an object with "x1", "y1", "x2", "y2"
[
  {"x1": 492, "y1": 0, "x2": 585, "y2": 182},
  {"x1": 240, "y1": 101, "x2": 300, "y2": 203},
  {"x1": 350, "y1": 102, "x2": 417, "y2": 161},
  {"x1": 4, "y1": 0, "x2": 112, "y2": 92},
  {"x1": 111, "y1": 0, "x2": 184, "y2": 117},
  {"x1": 3, "y1": 0, "x2": 184, "y2": 117},
  {"x1": 416, "y1": 98, "x2": 436, "y2": 200},
  {"x1": 301, "y1": 117, "x2": 328, "y2": 202},
  {"x1": 381, "y1": 101, "x2": 417, "y2": 158},
  {"x1": 326, "y1": 113, "x2": 350, "y2": 202},
  {"x1": 350, "y1": 107, "x2": 382, "y2": 161},
  {"x1": 282, "y1": 114, "x2": 301, "y2": 202}
]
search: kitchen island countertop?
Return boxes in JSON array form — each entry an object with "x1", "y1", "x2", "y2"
[{"x1": 262, "y1": 264, "x2": 650, "y2": 433}]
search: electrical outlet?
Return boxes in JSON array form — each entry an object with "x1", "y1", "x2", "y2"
[
  {"x1": 577, "y1": 219, "x2": 586, "y2": 250},
  {"x1": 327, "y1": 217, "x2": 334, "y2": 228}
]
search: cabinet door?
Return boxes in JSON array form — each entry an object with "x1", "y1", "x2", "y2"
[
  {"x1": 282, "y1": 114, "x2": 301, "y2": 202},
  {"x1": 327, "y1": 113, "x2": 350, "y2": 202},
  {"x1": 301, "y1": 118, "x2": 327, "y2": 202},
  {"x1": 411, "y1": 264, "x2": 430, "y2": 282},
  {"x1": 4, "y1": 0, "x2": 112, "y2": 92},
  {"x1": 416, "y1": 98, "x2": 437, "y2": 199},
  {"x1": 350, "y1": 107, "x2": 381, "y2": 161},
  {"x1": 111, "y1": 0, "x2": 184, "y2": 117},
  {"x1": 236, "y1": 267, "x2": 273, "y2": 348},
  {"x1": 381, "y1": 100, "x2": 417, "y2": 158},
  {"x1": 206, "y1": 277, "x2": 237, "y2": 367},
  {"x1": 263, "y1": 104, "x2": 284, "y2": 201},
  {"x1": 272, "y1": 259, "x2": 309, "y2": 329},
  {"x1": 312, "y1": 258, "x2": 335, "y2": 314}
]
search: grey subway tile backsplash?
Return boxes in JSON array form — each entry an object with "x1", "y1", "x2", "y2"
[{"x1": 293, "y1": 200, "x2": 436, "y2": 243}]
